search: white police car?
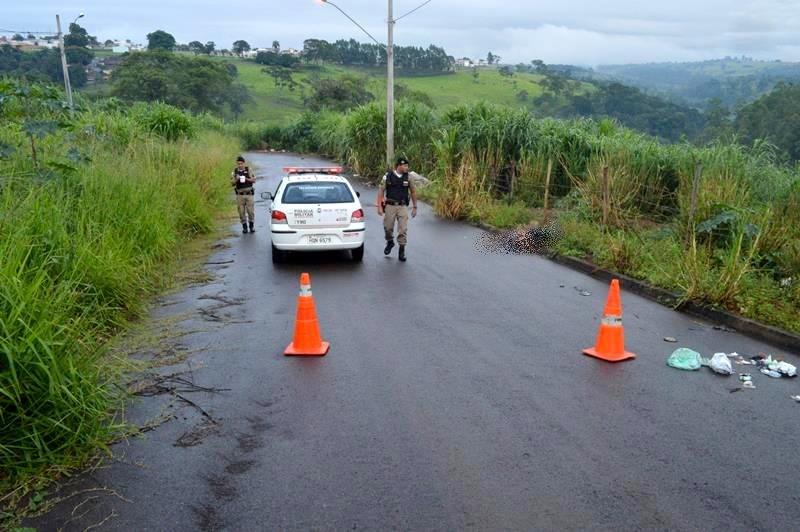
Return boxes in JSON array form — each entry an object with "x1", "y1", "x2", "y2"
[{"x1": 263, "y1": 167, "x2": 365, "y2": 263}]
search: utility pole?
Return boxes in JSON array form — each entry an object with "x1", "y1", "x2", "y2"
[
  {"x1": 386, "y1": 0, "x2": 395, "y2": 169},
  {"x1": 56, "y1": 15, "x2": 74, "y2": 116},
  {"x1": 318, "y1": 0, "x2": 430, "y2": 170}
]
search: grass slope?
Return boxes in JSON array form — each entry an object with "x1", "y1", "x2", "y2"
[{"x1": 222, "y1": 57, "x2": 558, "y2": 124}]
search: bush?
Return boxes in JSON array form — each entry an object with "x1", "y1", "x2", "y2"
[{"x1": 131, "y1": 102, "x2": 195, "y2": 141}]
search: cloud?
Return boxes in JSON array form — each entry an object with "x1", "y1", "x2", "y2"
[{"x1": 5, "y1": 0, "x2": 800, "y2": 64}]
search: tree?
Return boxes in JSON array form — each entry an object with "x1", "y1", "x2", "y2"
[
  {"x1": 472, "y1": 67, "x2": 479, "y2": 83},
  {"x1": 12, "y1": 34, "x2": 24, "y2": 42},
  {"x1": 232, "y1": 40, "x2": 251, "y2": 56},
  {"x1": 735, "y1": 82, "x2": 800, "y2": 160},
  {"x1": 204, "y1": 41, "x2": 216, "y2": 54},
  {"x1": 147, "y1": 30, "x2": 176, "y2": 51},
  {"x1": 303, "y1": 74, "x2": 374, "y2": 112},
  {"x1": 66, "y1": 23, "x2": 97, "y2": 47},
  {"x1": 264, "y1": 66, "x2": 299, "y2": 91},
  {"x1": 255, "y1": 51, "x2": 300, "y2": 68},
  {"x1": 272, "y1": 40, "x2": 280, "y2": 53},
  {"x1": 487, "y1": 52, "x2": 495, "y2": 65},
  {"x1": 530, "y1": 59, "x2": 547, "y2": 73},
  {"x1": 111, "y1": 51, "x2": 248, "y2": 115},
  {"x1": 499, "y1": 65, "x2": 514, "y2": 77},
  {"x1": 104, "y1": 39, "x2": 115, "y2": 47},
  {"x1": 188, "y1": 41, "x2": 205, "y2": 55}
]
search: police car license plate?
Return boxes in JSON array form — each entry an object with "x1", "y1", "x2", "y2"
[{"x1": 307, "y1": 235, "x2": 332, "y2": 244}]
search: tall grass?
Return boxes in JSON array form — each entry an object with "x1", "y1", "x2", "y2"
[
  {"x1": 0, "y1": 94, "x2": 237, "y2": 496},
  {"x1": 234, "y1": 100, "x2": 799, "y2": 331}
]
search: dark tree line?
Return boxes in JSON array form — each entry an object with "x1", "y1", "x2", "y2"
[
  {"x1": 111, "y1": 52, "x2": 251, "y2": 116},
  {"x1": 302, "y1": 39, "x2": 452, "y2": 71},
  {"x1": 734, "y1": 82, "x2": 800, "y2": 161}
]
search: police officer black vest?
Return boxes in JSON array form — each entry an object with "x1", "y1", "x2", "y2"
[
  {"x1": 385, "y1": 171, "x2": 410, "y2": 205},
  {"x1": 234, "y1": 167, "x2": 253, "y2": 193}
]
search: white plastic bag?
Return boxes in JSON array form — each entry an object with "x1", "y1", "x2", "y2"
[
  {"x1": 776, "y1": 361, "x2": 796, "y2": 377},
  {"x1": 709, "y1": 352, "x2": 733, "y2": 375}
]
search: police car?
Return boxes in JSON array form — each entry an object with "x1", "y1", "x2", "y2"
[{"x1": 263, "y1": 167, "x2": 365, "y2": 263}]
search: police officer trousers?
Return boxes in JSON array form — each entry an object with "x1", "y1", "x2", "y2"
[
  {"x1": 236, "y1": 193, "x2": 255, "y2": 224},
  {"x1": 383, "y1": 204, "x2": 409, "y2": 245}
]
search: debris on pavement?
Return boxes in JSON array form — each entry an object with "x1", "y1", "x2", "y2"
[
  {"x1": 708, "y1": 353, "x2": 734, "y2": 375},
  {"x1": 574, "y1": 287, "x2": 592, "y2": 297},
  {"x1": 667, "y1": 348, "x2": 702, "y2": 371},
  {"x1": 791, "y1": 395, "x2": 800, "y2": 402},
  {"x1": 712, "y1": 325, "x2": 737, "y2": 333},
  {"x1": 664, "y1": 337, "x2": 678, "y2": 343},
  {"x1": 750, "y1": 355, "x2": 797, "y2": 378}
]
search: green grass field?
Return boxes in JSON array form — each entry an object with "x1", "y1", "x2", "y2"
[{"x1": 222, "y1": 57, "x2": 561, "y2": 124}]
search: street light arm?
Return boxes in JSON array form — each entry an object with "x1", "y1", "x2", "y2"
[
  {"x1": 394, "y1": 0, "x2": 432, "y2": 22},
  {"x1": 320, "y1": 0, "x2": 384, "y2": 47}
]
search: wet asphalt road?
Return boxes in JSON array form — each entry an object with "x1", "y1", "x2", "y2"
[{"x1": 30, "y1": 152, "x2": 800, "y2": 531}]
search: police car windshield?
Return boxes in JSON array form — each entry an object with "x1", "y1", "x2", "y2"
[{"x1": 281, "y1": 182, "x2": 354, "y2": 204}]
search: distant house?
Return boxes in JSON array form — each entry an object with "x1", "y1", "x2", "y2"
[
  {"x1": 456, "y1": 57, "x2": 473, "y2": 68},
  {"x1": 111, "y1": 45, "x2": 129, "y2": 54},
  {"x1": 281, "y1": 48, "x2": 301, "y2": 56}
]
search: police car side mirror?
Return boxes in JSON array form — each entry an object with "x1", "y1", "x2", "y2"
[
  {"x1": 261, "y1": 191, "x2": 273, "y2": 200},
  {"x1": 356, "y1": 191, "x2": 361, "y2": 198}
]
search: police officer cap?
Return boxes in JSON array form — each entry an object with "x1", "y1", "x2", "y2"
[
  {"x1": 396, "y1": 157, "x2": 409, "y2": 166},
  {"x1": 236, "y1": 156, "x2": 245, "y2": 162}
]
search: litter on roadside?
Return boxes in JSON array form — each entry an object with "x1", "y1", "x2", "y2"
[
  {"x1": 791, "y1": 395, "x2": 800, "y2": 402},
  {"x1": 750, "y1": 355, "x2": 796, "y2": 378},
  {"x1": 667, "y1": 348, "x2": 702, "y2": 371},
  {"x1": 708, "y1": 353, "x2": 734, "y2": 375},
  {"x1": 664, "y1": 337, "x2": 678, "y2": 343}
]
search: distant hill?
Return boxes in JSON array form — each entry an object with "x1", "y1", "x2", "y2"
[
  {"x1": 593, "y1": 58, "x2": 800, "y2": 110},
  {"x1": 217, "y1": 58, "x2": 562, "y2": 123},
  {"x1": 219, "y1": 58, "x2": 703, "y2": 141}
]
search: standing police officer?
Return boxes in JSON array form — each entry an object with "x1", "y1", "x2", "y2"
[
  {"x1": 231, "y1": 156, "x2": 256, "y2": 234},
  {"x1": 376, "y1": 157, "x2": 418, "y2": 262}
]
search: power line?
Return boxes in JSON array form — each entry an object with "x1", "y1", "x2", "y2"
[
  {"x1": 394, "y1": 0, "x2": 432, "y2": 22},
  {"x1": 0, "y1": 29, "x2": 56, "y2": 35}
]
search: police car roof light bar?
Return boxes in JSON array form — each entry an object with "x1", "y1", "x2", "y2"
[{"x1": 283, "y1": 167, "x2": 344, "y2": 175}]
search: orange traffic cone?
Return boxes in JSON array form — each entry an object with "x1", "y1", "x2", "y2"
[
  {"x1": 583, "y1": 279, "x2": 636, "y2": 362},
  {"x1": 284, "y1": 273, "x2": 330, "y2": 356}
]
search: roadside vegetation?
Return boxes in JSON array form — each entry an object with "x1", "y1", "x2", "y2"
[
  {"x1": 0, "y1": 78, "x2": 237, "y2": 510},
  {"x1": 232, "y1": 101, "x2": 800, "y2": 334}
]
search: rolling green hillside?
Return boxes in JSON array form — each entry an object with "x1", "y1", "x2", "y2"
[
  {"x1": 220, "y1": 57, "x2": 564, "y2": 124},
  {"x1": 594, "y1": 58, "x2": 800, "y2": 109}
]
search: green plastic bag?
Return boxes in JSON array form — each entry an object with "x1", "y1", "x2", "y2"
[{"x1": 667, "y1": 348, "x2": 702, "y2": 371}]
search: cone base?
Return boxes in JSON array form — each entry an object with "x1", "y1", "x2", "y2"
[
  {"x1": 583, "y1": 347, "x2": 636, "y2": 363},
  {"x1": 284, "y1": 341, "x2": 330, "y2": 356}
]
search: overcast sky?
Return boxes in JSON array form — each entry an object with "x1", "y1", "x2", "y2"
[{"x1": 4, "y1": 0, "x2": 800, "y2": 65}]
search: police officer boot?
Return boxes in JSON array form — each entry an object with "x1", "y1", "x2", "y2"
[
  {"x1": 242, "y1": 223, "x2": 248, "y2": 234},
  {"x1": 249, "y1": 221, "x2": 255, "y2": 233},
  {"x1": 398, "y1": 245, "x2": 407, "y2": 262},
  {"x1": 384, "y1": 240, "x2": 394, "y2": 255}
]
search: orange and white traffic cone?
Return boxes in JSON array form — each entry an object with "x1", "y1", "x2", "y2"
[
  {"x1": 583, "y1": 279, "x2": 636, "y2": 362},
  {"x1": 284, "y1": 273, "x2": 330, "y2": 356}
]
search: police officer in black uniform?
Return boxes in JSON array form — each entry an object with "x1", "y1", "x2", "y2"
[
  {"x1": 231, "y1": 156, "x2": 256, "y2": 233},
  {"x1": 376, "y1": 157, "x2": 417, "y2": 262}
]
